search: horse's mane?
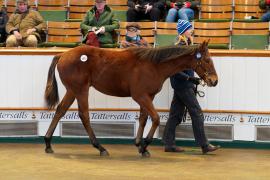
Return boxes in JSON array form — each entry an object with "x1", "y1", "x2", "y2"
[{"x1": 130, "y1": 45, "x2": 199, "y2": 63}]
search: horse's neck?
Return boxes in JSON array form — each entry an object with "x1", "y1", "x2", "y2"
[{"x1": 157, "y1": 55, "x2": 192, "y2": 79}]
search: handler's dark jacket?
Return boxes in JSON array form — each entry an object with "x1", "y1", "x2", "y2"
[
  {"x1": 80, "y1": 5, "x2": 119, "y2": 45},
  {"x1": 170, "y1": 36, "x2": 194, "y2": 90}
]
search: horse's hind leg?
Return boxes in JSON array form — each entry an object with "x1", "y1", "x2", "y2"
[
  {"x1": 76, "y1": 92, "x2": 109, "y2": 156},
  {"x1": 135, "y1": 108, "x2": 148, "y2": 154},
  {"x1": 44, "y1": 91, "x2": 75, "y2": 153}
]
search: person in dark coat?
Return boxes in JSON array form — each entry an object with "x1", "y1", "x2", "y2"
[
  {"x1": 127, "y1": 0, "x2": 165, "y2": 21},
  {"x1": 162, "y1": 19, "x2": 220, "y2": 154},
  {"x1": 0, "y1": 7, "x2": 8, "y2": 43}
]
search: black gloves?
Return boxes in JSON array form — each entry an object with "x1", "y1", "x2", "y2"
[{"x1": 187, "y1": 77, "x2": 201, "y2": 85}]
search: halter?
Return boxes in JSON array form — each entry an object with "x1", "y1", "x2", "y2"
[{"x1": 194, "y1": 51, "x2": 213, "y2": 84}]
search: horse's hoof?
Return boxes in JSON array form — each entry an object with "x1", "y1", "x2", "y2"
[
  {"x1": 141, "y1": 151, "x2": 151, "y2": 158},
  {"x1": 100, "y1": 150, "x2": 109, "y2": 156},
  {"x1": 45, "y1": 148, "x2": 54, "y2": 154}
]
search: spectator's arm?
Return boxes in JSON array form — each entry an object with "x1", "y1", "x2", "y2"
[
  {"x1": 80, "y1": 11, "x2": 93, "y2": 35},
  {"x1": 5, "y1": 14, "x2": 18, "y2": 34},
  {"x1": 34, "y1": 11, "x2": 46, "y2": 32},
  {"x1": 103, "y1": 14, "x2": 120, "y2": 32}
]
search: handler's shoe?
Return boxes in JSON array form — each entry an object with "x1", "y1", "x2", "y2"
[
  {"x1": 164, "y1": 145, "x2": 185, "y2": 153},
  {"x1": 201, "y1": 144, "x2": 220, "y2": 154}
]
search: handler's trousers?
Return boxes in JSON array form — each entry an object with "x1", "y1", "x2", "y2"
[
  {"x1": 162, "y1": 87, "x2": 208, "y2": 147},
  {"x1": 6, "y1": 35, "x2": 38, "y2": 47}
]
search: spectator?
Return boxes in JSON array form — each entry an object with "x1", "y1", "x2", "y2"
[
  {"x1": 165, "y1": 0, "x2": 199, "y2": 22},
  {"x1": 162, "y1": 20, "x2": 220, "y2": 154},
  {"x1": 120, "y1": 22, "x2": 149, "y2": 48},
  {"x1": 81, "y1": 0, "x2": 119, "y2": 47},
  {"x1": 127, "y1": 0, "x2": 165, "y2": 22},
  {"x1": 259, "y1": 0, "x2": 270, "y2": 22},
  {"x1": 5, "y1": 0, "x2": 46, "y2": 47},
  {"x1": 0, "y1": 7, "x2": 8, "y2": 44}
]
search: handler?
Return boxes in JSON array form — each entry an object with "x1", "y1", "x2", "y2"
[{"x1": 162, "y1": 20, "x2": 220, "y2": 154}]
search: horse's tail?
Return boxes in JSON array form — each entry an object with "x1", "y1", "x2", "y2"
[{"x1": 44, "y1": 54, "x2": 61, "y2": 109}]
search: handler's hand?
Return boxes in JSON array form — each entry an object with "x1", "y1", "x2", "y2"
[{"x1": 188, "y1": 77, "x2": 201, "y2": 85}]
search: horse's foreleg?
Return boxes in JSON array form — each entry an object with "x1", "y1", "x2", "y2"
[
  {"x1": 76, "y1": 92, "x2": 109, "y2": 156},
  {"x1": 45, "y1": 91, "x2": 75, "y2": 153},
  {"x1": 134, "y1": 95, "x2": 159, "y2": 157},
  {"x1": 134, "y1": 108, "x2": 148, "y2": 151}
]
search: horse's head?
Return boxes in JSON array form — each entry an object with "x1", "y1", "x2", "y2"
[{"x1": 192, "y1": 41, "x2": 218, "y2": 87}]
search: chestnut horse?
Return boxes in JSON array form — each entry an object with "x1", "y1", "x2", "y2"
[{"x1": 44, "y1": 41, "x2": 218, "y2": 157}]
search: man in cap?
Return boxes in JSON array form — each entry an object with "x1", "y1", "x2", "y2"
[
  {"x1": 80, "y1": 0, "x2": 119, "y2": 47},
  {"x1": 5, "y1": 0, "x2": 46, "y2": 47}
]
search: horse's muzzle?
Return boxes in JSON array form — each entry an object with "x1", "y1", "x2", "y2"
[{"x1": 212, "y1": 79, "x2": 218, "y2": 87}]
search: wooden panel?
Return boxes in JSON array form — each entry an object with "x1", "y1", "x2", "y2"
[
  {"x1": 48, "y1": 29, "x2": 81, "y2": 36},
  {"x1": 232, "y1": 22, "x2": 269, "y2": 29},
  {"x1": 201, "y1": 5, "x2": 232, "y2": 12},
  {"x1": 69, "y1": 0, "x2": 94, "y2": 6},
  {"x1": 119, "y1": 21, "x2": 155, "y2": 29},
  {"x1": 235, "y1": 6, "x2": 264, "y2": 13},
  {"x1": 200, "y1": 0, "x2": 233, "y2": 5},
  {"x1": 110, "y1": 6, "x2": 128, "y2": 11},
  {"x1": 155, "y1": 29, "x2": 177, "y2": 35},
  {"x1": 47, "y1": 36, "x2": 81, "y2": 43},
  {"x1": 107, "y1": 0, "x2": 127, "y2": 6},
  {"x1": 47, "y1": 21, "x2": 81, "y2": 28},
  {"x1": 232, "y1": 30, "x2": 269, "y2": 35},
  {"x1": 38, "y1": 0, "x2": 67, "y2": 11},
  {"x1": 234, "y1": 12, "x2": 264, "y2": 19},
  {"x1": 38, "y1": 6, "x2": 66, "y2": 11},
  {"x1": 234, "y1": 0, "x2": 258, "y2": 5},
  {"x1": 194, "y1": 22, "x2": 231, "y2": 29},
  {"x1": 69, "y1": 6, "x2": 91, "y2": 13},
  {"x1": 193, "y1": 37, "x2": 230, "y2": 44},
  {"x1": 156, "y1": 22, "x2": 177, "y2": 29},
  {"x1": 38, "y1": 0, "x2": 68, "y2": 6},
  {"x1": 68, "y1": 13, "x2": 85, "y2": 19},
  {"x1": 201, "y1": 13, "x2": 233, "y2": 19},
  {"x1": 194, "y1": 29, "x2": 230, "y2": 36},
  {"x1": 46, "y1": 21, "x2": 82, "y2": 42}
]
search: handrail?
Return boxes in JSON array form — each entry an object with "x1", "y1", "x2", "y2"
[{"x1": 0, "y1": 48, "x2": 270, "y2": 57}]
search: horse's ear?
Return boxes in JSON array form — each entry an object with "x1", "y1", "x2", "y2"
[{"x1": 202, "y1": 40, "x2": 209, "y2": 49}]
